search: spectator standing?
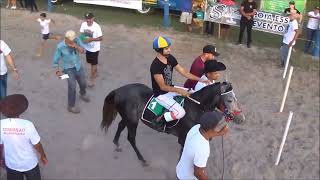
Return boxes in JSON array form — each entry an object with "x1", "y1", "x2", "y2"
[
  {"x1": 29, "y1": 0, "x2": 38, "y2": 12},
  {"x1": 218, "y1": 0, "x2": 236, "y2": 40},
  {"x1": 280, "y1": 13, "x2": 299, "y2": 68},
  {"x1": 80, "y1": 13, "x2": 103, "y2": 87},
  {"x1": 284, "y1": 1, "x2": 300, "y2": 15},
  {"x1": 304, "y1": 7, "x2": 320, "y2": 54},
  {"x1": 52, "y1": 30, "x2": 90, "y2": 114},
  {"x1": 184, "y1": 45, "x2": 220, "y2": 90},
  {"x1": 0, "y1": 94, "x2": 48, "y2": 180},
  {"x1": 237, "y1": 0, "x2": 257, "y2": 48},
  {"x1": 18, "y1": 0, "x2": 27, "y2": 9},
  {"x1": 0, "y1": 40, "x2": 19, "y2": 101},
  {"x1": 180, "y1": 0, "x2": 193, "y2": 32},
  {"x1": 6, "y1": 0, "x2": 16, "y2": 9},
  {"x1": 284, "y1": 1, "x2": 302, "y2": 23},
  {"x1": 176, "y1": 111, "x2": 228, "y2": 180}
]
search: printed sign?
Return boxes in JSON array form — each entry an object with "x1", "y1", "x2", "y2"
[
  {"x1": 261, "y1": 0, "x2": 306, "y2": 14},
  {"x1": 74, "y1": 0, "x2": 143, "y2": 10},
  {"x1": 204, "y1": 0, "x2": 291, "y2": 35}
]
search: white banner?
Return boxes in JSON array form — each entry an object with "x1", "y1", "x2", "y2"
[
  {"x1": 204, "y1": 0, "x2": 290, "y2": 35},
  {"x1": 74, "y1": 0, "x2": 142, "y2": 10}
]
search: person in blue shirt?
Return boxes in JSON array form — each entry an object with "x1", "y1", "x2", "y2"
[{"x1": 52, "y1": 30, "x2": 90, "y2": 114}]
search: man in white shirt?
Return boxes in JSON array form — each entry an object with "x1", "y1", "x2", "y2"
[
  {"x1": 304, "y1": 7, "x2": 320, "y2": 54},
  {"x1": 0, "y1": 40, "x2": 19, "y2": 101},
  {"x1": 280, "y1": 13, "x2": 299, "y2": 68},
  {"x1": 80, "y1": 13, "x2": 103, "y2": 87},
  {"x1": 0, "y1": 94, "x2": 48, "y2": 180},
  {"x1": 176, "y1": 111, "x2": 228, "y2": 180},
  {"x1": 194, "y1": 60, "x2": 226, "y2": 92}
]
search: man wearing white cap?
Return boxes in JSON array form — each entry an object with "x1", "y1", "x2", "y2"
[
  {"x1": 52, "y1": 30, "x2": 90, "y2": 114},
  {"x1": 80, "y1": 12, "x2": 103, "y2": 87}
]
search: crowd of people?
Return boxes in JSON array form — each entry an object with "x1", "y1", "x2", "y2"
[
  {"x1": 1, "y1": 8, "x2": 229, "y2": 178},
  {"x1": 5, "y1": 0, "x2": 38, "y2": 12},
  {"x1": 180, "y1": 0, "x2": 320, "y2": 59},
  {"x1": 0, "y1": 10, "x2": 104, "y2": 179}
]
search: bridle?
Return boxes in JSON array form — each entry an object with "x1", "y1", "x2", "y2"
[{"x1": 218, "y1": 90, "x2": 242, "y2": 122}]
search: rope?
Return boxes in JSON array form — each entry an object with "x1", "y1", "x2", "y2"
[{"x1": 221, "y1": 136, "x2": 225, "y2": 180}]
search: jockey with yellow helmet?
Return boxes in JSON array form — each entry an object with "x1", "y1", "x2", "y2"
[{"x1": 150, "y1": 36, "x2": 210, "y2": 124}]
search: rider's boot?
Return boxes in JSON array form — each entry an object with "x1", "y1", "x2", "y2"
[{"x1": 153, "y1": 114, "x2": 165, "y2": 131}]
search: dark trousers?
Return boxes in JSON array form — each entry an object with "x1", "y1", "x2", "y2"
[
  {"x1": 63, "y1": 67, "x2": 87, "y2": 107},
  {"x1": 28, "y1": 0, "x2": 38, "y2": 12},
  {"x1": 18, "y1": 0, "x2": 25, "y2": 8},
  {"x1": 6, "y1": 164, "x2": 41, "y2": 180},
  {"x1": 0, "y1": 73, "x2": 8, "y2": 101},
  {"x1": 238, "y1": 18, "x2": 253, "y2": 45},
  {"x1": 304, "y1": 28, "x2": 317, "y2": 53},
  {"x1": 203, "y1": 21, "x2": 214, "y2": 35}
]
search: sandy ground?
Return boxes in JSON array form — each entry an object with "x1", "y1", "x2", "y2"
[{"x1": 0, "y1": 9, "x2": 319, "y2": 179}]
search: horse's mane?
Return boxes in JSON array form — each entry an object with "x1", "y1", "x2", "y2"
[{"x1": 191, "y1": 82, "x2": 222, "y2": 106}]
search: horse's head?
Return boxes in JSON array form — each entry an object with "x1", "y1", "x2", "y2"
[
  {"x1": 218, "y1": 82, "x2": 245, "y2": 124},
  {"x1": 191, "y1": 82, "x2": 245, "y2": 124}
]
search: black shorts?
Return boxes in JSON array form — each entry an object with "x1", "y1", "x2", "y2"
[
  {"x1": 86, "y1": 51, "x2": 99, "y2": 65},
  {"x1": 42, "y1": 33, "x2": 50, "y2": 40}
]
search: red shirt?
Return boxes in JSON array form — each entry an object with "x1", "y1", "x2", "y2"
[
  {"x1": 219, "y1": 0, "x2": 235, "y2": 6},
  {"x1": 184, "y1": 56, "x2": 204, "y2": 89}
]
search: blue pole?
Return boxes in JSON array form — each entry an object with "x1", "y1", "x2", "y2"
[
  {"x1": 163, "y1": 0, "x2": 169, "y2": 28},
  {"x1": 48, "y1": 0, "x2": 53, "y2": 12}
]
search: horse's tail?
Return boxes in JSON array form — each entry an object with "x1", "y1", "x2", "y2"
[{"x1": 101, "y1": 90, "x2": 118, "y2": 132}]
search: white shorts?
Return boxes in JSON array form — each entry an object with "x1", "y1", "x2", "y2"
[
  {"x1": 155, "y1": 86, "x2": 187, "y2": 121},
  {"x1": 180, "y1": 12, "x2": 193, "y2": 25}
]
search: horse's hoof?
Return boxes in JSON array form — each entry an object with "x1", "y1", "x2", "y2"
[
  {"x1": 141, "y1": 161, "x2": 149, "y2": 167},
  {"x1": 115, "y1": 147, "x2": 122, "y2": 152},
  {"x1": 113, "y1": 140, "x2": 119, "y2": 146}
]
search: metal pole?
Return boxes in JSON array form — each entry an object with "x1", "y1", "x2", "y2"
[
  {"x1": 163, "y1": 0, "x2": 169, "y2": 28},
  {"x1": 48, "y1": 0, "x2": 53, "y2": 12}
]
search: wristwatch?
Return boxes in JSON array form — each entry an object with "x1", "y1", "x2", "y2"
[{"x1": 13, "y1": 68, "x2": 18, "y2": 72}]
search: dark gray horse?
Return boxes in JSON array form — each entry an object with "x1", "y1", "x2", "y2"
[{"x1": 101, "y1": 82, "x2": 245, "y2": 166}]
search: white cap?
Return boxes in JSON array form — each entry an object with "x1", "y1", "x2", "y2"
[{"x1": 65, "y1": 30, "x2": 76, "y2": 41}]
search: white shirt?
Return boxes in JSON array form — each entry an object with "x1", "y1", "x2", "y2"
[
  {"x1": 0, "y1": 40, "x2": 11, "y2": 75},
  {"x1": 176, "y1": 125, "x2": 210, "y2": 180},
  {"x1": 80, "y1": 21, "x2": 103, "y2": 52},
  {"x1": 0, "y1": 118, "x2": 41, "y2": 172},
  {"x1": 37, "y1": 18, "x2": 51, "y2": 34},
  {"x1": 194, "y1": 75, "x2": 215, "y2": 92},
  {"x1": 307, "y1": 11, "x2": 320, "y2": 30},
  {"x1": 283, "y1": 19, "x2": 299, "y2": 45}
]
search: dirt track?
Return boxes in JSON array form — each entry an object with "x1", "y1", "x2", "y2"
[{"x1": 1, "y1": 9, "x2": 319, "y2": 179}]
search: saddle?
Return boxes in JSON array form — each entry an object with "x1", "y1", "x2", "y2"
[{"x1": 141, "y1": 95, "x2": 185, "y2": 132}]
